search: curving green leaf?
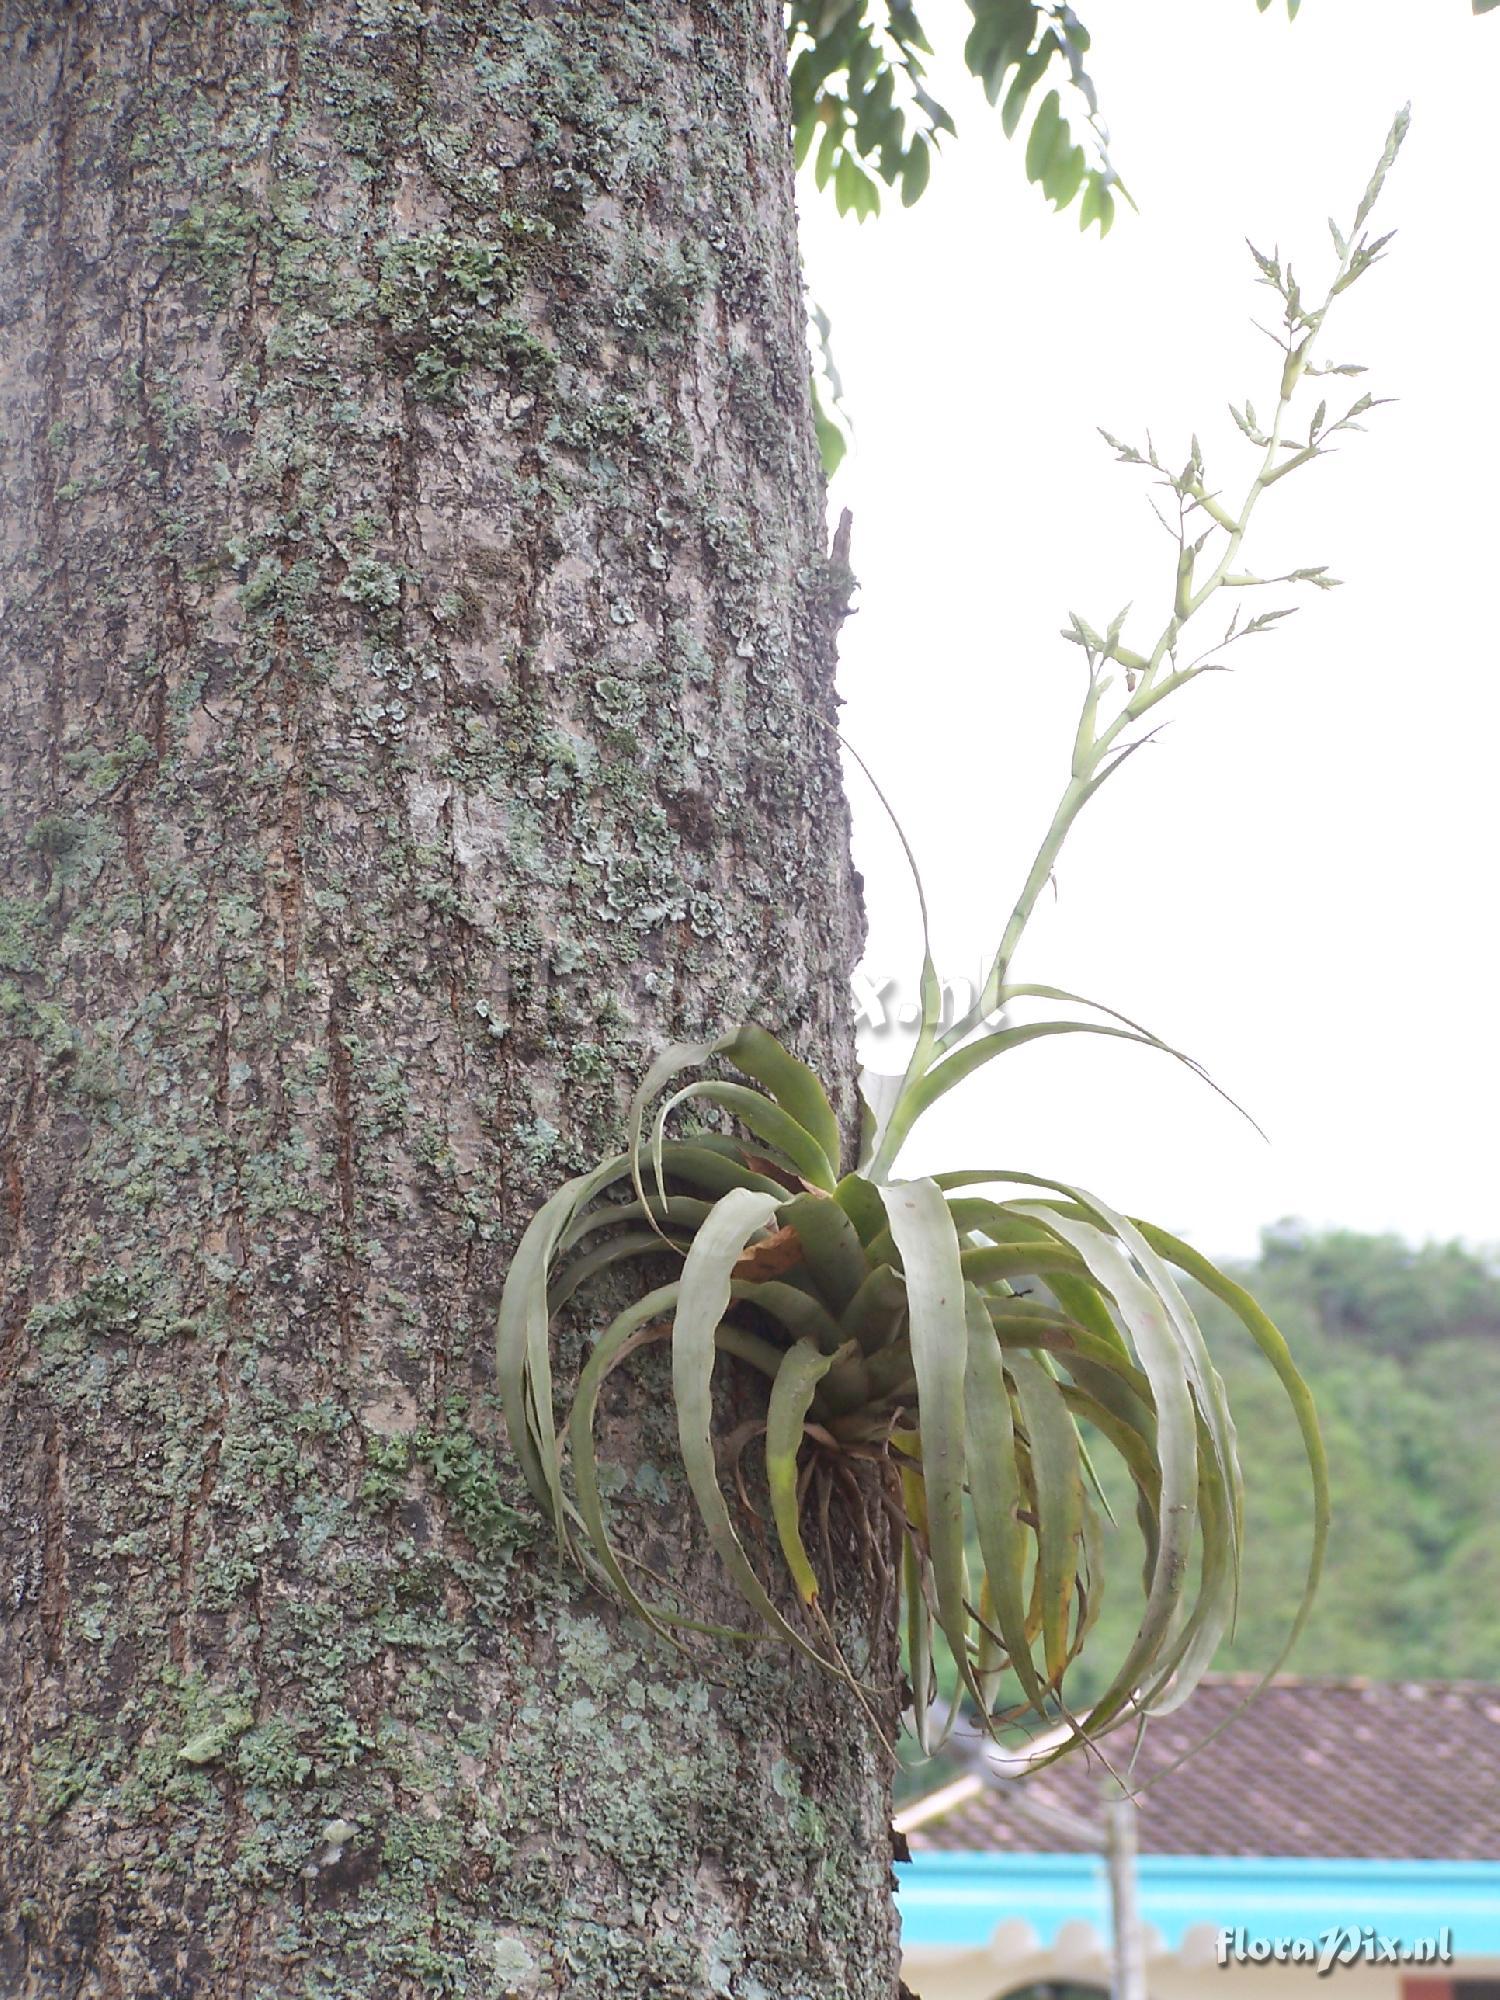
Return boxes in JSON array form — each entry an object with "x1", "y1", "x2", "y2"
[
  {"x1": 1007, "y1": 1346, "x2": 1084, "y2": 1684},
  {"x1": 671, "y1": 1187, "x2": 844, "y2": 1671},
  {"x1": 719, "y1": 1023, "x2": 844, "y2": 1182},
  {"x1": 839, "y1": 1262, "x2": 909, "y2": 1354},
  {"x1": 569, "y1": 1284, "x2": 698, "y2": 1647},
  {"x1": 964, "y1": 1285, "x2": 1049, "y2": 1717},
  {"x1": 548, "y1": 1229, "x2": 691, "y2": 1314},
  {"x1": 778, "y1": 1188, "x2": 872, "y2": 1312},
  {"x1": 497, "y1": 1155, "x2": 634, "y2": 1526},
  {"x1": 558, "y1": 1194, "x2": 713, "y2": 1258},
  {"x1": 656, "y1": 1079, "x2": 837, "y2": 1192},
  {"x1": 767, "y1": 1339, "x2": 856, "y2": 1603},
  {"x1": 833, "y1": 1171, "x2": 888, "y2": 1246},
  {"x1": 878, "y1": 1178, "x2": 981, "y2": 1706},
  {"x1": 568, "y1": 1287, "x2": 783, "y2": 1650},
  {"x1": 730, "y1": 1277, "x2": 845, "y2": 1355},
  {"x1": 1002, "y1": 1205, "x2": 1204, "y2": 1725},
  {"x1": 1129, "y1": 1221, "x2": 1329, "y2": 1724}
]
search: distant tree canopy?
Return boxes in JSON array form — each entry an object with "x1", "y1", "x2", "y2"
[
  {"x1": 1258, "y1": 1223, "x2": 1500, "y2": 1356},
  {"x1": 1078, "y1": 1227, "x2": 1500, "y2": 1695}
]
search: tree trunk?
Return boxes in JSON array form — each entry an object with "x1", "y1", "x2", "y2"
[{"x1": 0, "y1": 5, "x2": 896, "y2": 1995}]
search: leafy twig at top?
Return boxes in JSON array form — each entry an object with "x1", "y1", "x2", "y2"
[
  {"x1": 497, "y1": 111, "x2": 1406, "y2": 1771},
  {"x1": 790, "y1": 2, "x2": 1313, "y2": 232}
]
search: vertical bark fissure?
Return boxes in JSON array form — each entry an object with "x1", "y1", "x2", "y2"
[
  {"x1": 38, "y1": 15, "x2": 76, "y2": 807},
  {"x1": 328, "y1": 969, "x2": 360, "y2": 1375}
]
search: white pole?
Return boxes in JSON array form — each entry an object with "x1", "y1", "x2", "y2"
[{"x1": 1104, "y1": 1782, "x2": 1147, "y2": 2000}]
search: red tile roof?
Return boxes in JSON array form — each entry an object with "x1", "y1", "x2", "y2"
[{"x1": 906, "y1": 1677, "x2": 1500, "y2": 1861}]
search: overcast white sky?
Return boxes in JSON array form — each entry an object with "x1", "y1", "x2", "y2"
[{"x1": 799, "y1": 0, "x2": 1499, "y2": 1262}]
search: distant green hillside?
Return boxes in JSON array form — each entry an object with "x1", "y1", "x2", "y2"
[{"x1": 1072, "y1": 1224, "x2": 1500, "y2": 1701}]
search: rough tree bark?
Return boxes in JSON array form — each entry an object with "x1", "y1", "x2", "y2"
[{"x1": 0, "y1": 4, "x2": 898, "y2": 1995}]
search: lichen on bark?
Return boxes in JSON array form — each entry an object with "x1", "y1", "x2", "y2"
[{"x1": 0, "y1": 3, "x2": 895, "y2": 1995}]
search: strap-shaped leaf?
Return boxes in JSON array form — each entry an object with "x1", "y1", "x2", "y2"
[
  {"x1": 980, "y1": 1295, "x2": 1079, "y2": 1339},
  {"x1": 1137, "y1": 1420, "x2": 1236, "y2": 1714},
  {"x1": 719, "y1": 1024, "x2": 843, "y2": 1183},
  {"x1": 627, "y1": 1028, "x2": 842, "y2": 1216},
  {"x1": 568, "y1": 1284, "x2": 696, "y2": 1647},
  {"x1": 1077, "y1": 1493, "x2": 1107, "y2": 1653},
  {"x1": 960, "y1": 1239, "x2": 1091, "y2": 1287},
  {"x1": 1009, "y1": 1179, "x2": 1242, "y2": 1577},
  {"x1": 936, "y1": 1169, "x2": 1241, "y2": 1582},
  {"x1": 657, "y1": 1144, "x2": 791, "y2": 1199},
  {"x1": 766, "y1": 1339, "x2": 856, "y2": 1604},
  {"x1": 779, "y1": 1188, "x2": 871, "y2": 1311},
  {"x1": 878, "y1": 1179, "x2": 981, "y2": 1706},
  {"x1": 629, "y1": 1039, "x2": 714, "y2": 1210},
  {"x1": 630, "y1": 1047, "x2": 793, "y2": 1216},
  {"x1": 839, "y1": 1263, "x2": 909, "y2": 1353},
  {"x1": 548, "y1": 1230, "x2": 688, "y2": 1314},
  {"x1": 833, "y1": 1171, "x2": 887, "y2": 1246},
  {"x1": 1007, "y1": 1346, "x2": 1084, "y2": 1686},
  {"x1": 1128, "y1": 1220, "x2": 1329, "y2": 1743},
  {"x1": 1010, "y1": 1208, "x2": 1203, "y2": 1725},
  {"x1": 949, "y1": 1192, "x2": 1134, "y2": 1365},
  {"x1": 499, "y1": 1145, "x2": 786, "y2": 1522},
  {"x1": 902, "y1": 1505, "x2": 936, "y2": 1752},
  {"x1": 1037, "y1": 1345, "x2": 1117, "y2": 1527},
  {"x1": 729, "y1": 1277, "x2": 844, "y2": 1354},
  {"x1": 964, "y1": 1285, "x2": 1048, "y2": 1718},
  {"x1": 1055, "y1": 1380, "x2": 1162, "y2": 1511},
  {"x1": 985, "y1": 1296, "x2": 1147, "y2": 1393},
  {"x1": 870, "y1": 1017, "x2": 1222, "y2": 1178},
  {"x1": 894, "y1": 1443, "x2": 966, "y2": 1755},
  {"x1": 569, "y1": 1286, "x2": 781, "y2": 1649},
  {"x1": 974, "y1": 1570, "x2": 1006, "y2": 1711},
  {"x1": 657, "y1": 1080, "x2": 837, "y2": 1192},
  {"x1": 558, "y1": 1194, "x2": 713, "y2": 1256},
  {"x1": 671, "y1": 1186, "x2": 843, "y2": 1671},
  {"x1": 497, "y1": 1154, "x2": 635, "y2": 1522}
]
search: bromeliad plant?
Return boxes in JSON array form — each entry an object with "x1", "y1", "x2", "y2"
[{"x1": 498, "y1": 113, "x2": 1408, "y2": 1761}]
